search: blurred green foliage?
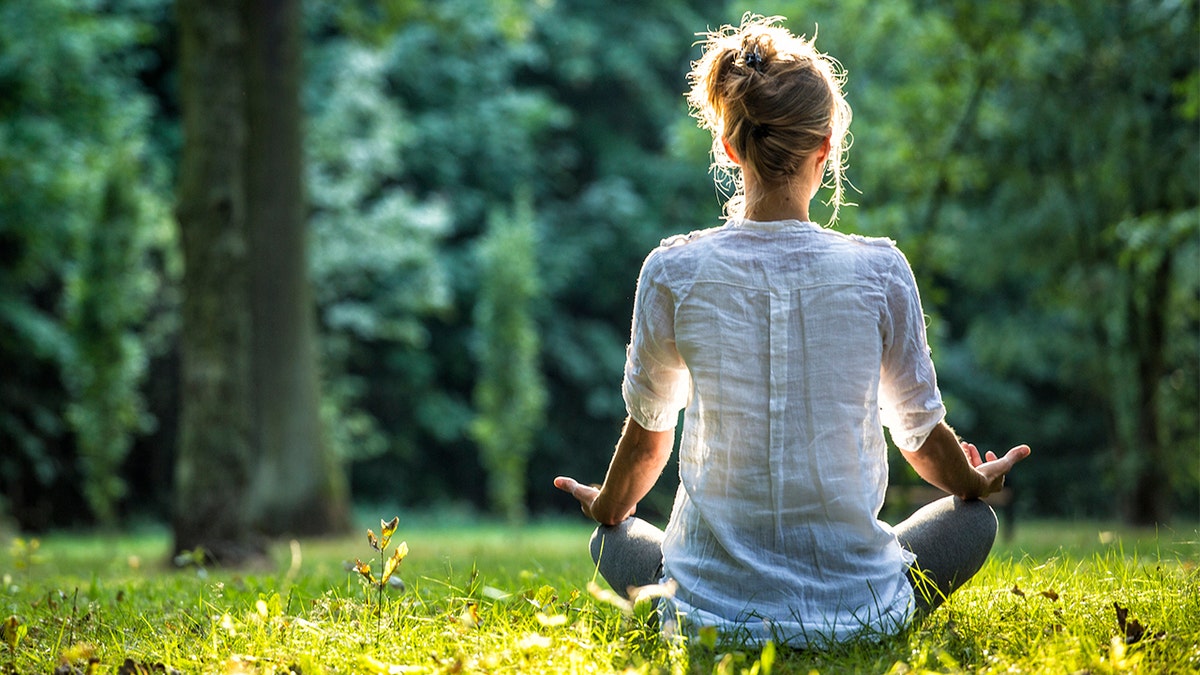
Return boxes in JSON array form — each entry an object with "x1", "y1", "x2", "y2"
[
  {"x1": 471, "y1": 189, "x2": 546, "y2": 525},
  {"x1": 0, "y1": 0, "x2": 1195, "y2": 528},
  {"x1": 0, "y1": 0, "x2": 175, "y2": 527}
]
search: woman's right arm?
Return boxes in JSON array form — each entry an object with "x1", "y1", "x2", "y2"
[{"x1": 902, "y1": 421, "x2": 1030, "y2": 500}]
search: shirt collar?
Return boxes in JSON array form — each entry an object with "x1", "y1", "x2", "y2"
[{"x1": 730, "y1": 218, "x2": 820, "y2": 232}]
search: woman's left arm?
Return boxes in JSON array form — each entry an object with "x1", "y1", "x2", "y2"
[{"x1": 554, "y1": 417, "x2": 675, "y2": 526}]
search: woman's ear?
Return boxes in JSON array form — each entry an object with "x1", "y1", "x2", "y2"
[
  {"x1": 721, "y1": 136, "x2": 741, "y2": 165},
  {"x1": 816, "y1": 134, "x2": 831, "y2": 166}
]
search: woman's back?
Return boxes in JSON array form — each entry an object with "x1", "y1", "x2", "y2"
[{"x1": 639, "y1": 218, "x2": 928, "y2": 642}]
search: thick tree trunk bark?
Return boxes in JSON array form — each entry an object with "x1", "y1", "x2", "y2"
[
  {"x1": 173, "y1": 0, "x2": 263, "y2": 563},
  {"x1": 243, "y1": 0, "x2": 348, "y2": 535},
  {"x1": 174, "y1": 0, "x2": 348, "y2": 560}
]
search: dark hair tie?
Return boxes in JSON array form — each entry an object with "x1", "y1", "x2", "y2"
[{"x1": 744, "y1": 47, "x2": 765, "y2": 73}]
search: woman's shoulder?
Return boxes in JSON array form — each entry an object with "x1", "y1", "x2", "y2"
[
  {"x1": 815, "y1": 230, "x2": 919, "y2": 286},
  {"x1": 829, "y1": 228, "x2": 899, "y2": 251},
  {"x1": 829, "y1": 230, "x2": 910, "y2": 265},
  {"x1": 656, "y1": 224, "x2": 728, "y2": 251},
  {"x1": 639, "y1": 225, "x2": 728, "y2": 273}
]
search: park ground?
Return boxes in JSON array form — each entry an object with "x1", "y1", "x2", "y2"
[{"x1": 2, "y1": 514, "x2": 1197, "y2": 674}]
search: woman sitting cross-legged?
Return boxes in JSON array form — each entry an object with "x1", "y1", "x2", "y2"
[{"x1": 554, "y1": 14, "x2": 1030, "y2": 647}]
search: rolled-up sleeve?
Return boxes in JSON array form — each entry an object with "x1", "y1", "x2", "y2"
[
  {"x1": 622, "y1": 250, "x2": 691, "y2": 431},
  {"x1": 878, "y1": 249, "x2": 946, "y2": 451}
]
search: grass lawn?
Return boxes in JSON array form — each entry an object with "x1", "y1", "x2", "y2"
[{"x1": 1, "y1": 514, "x2": 1197, "y2": 674}]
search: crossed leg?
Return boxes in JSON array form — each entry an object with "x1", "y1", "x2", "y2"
[
  {"x1": 586, "y1": 496, "x2": 997, "y2": 615},
  {"x1": 589, "y1": 517, "x2": 665, "y2": 599},
  {"x1": 894, "y1": 496, "x2": 998, "y2": 614}
]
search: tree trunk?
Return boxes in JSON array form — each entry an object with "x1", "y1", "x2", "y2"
[
  {"x1": 1123, "y1": 251, "x2": 1173, "y2": 525},
  {"x1": 173, "y1": 0, "x2": 263, "y2": 564},
  {"x1": 173, "y1": 0, "x2": 349, "y2": 560},
  {"x1": 243, "y1": 0, "x2": 348, "y2": 535}
]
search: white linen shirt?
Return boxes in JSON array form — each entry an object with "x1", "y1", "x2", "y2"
[{"x1": 621, "y1": 218, "x2": 946, "y2": 646}]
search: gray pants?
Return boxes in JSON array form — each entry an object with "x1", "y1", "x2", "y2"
[{"x1": 589, "y1": 496, "x2": 997, "y2": 616}]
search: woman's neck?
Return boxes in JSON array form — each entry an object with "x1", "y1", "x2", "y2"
[
  {"x1": 743, "y1": 189, "x2": 810, "y2": 222},
  {"x1": 741, "y1": 160, "x2": 822, "y2": 222},
  {"x1": 742, "y1": 180, "x2": 813, "y2": 222}
]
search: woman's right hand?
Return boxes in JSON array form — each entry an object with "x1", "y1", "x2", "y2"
[
  {"x1": 961, "y1": 441, "x2": 1031, "y2": 497},
  {"x1": 905, "y1": 422, "x2": 1031, "y2": 500}
]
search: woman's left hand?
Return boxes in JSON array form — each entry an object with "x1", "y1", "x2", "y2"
[
  {"x1": 553, "y1": 418, "x2": 670, "y2": 525},
  {"x1": 553, "y1": 476, "x2": 601, "y2": 520},
  {"x1": 553, "y1": 476, "x2": 637, "y2": 524}
]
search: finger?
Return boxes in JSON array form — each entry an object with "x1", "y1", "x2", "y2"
[
  {"x1": 1003, "y1": 445, "x2": 1031, "y2": 466},
  {"x1": 985, "y1": 450, "x2": 998, "y2": 462},
  {"x1": 555, "y1": 477, "x2": 599, "y2": 505},
  {"x1": 557, "y1": 477, "x2": 599, "y2": 502},
  {"x1": 573, "y1": 483, "x2": 601, "y2": 503},
  {"x1": 963, "y1": 442, "x2": 983, "y2": 467}
]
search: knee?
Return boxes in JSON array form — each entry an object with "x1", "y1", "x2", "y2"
[
  {"x1": 589, "y1": 525, "x2": 606, "y2": 564},
  {"x1": 589, "y1": 522, "x2": 624, "y2": 565},
  {"x1": 956, "y1": 497, "x2": 998, "y2": 545},
  {"x1": 589, "y1": 517, "x2": 650, "y2": 566}
]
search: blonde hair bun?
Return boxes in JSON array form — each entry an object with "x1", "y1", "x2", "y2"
[{"x1": 687, "y1": 13, "x2": 852, "y2": 223}]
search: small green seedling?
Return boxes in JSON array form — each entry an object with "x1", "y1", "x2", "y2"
[
  {"x1": 354, "y1": 516, "x2": 409, "y2": 622},
  {"x1": 3, "y1": 614, "x2": 26, "y2": 669}
]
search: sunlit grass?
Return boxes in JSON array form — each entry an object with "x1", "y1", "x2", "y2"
[{"x1": 2, "y1": 517, "x2": 1196, "y2": 673}]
